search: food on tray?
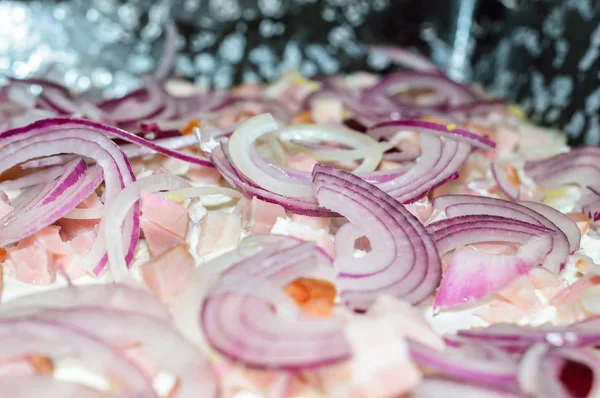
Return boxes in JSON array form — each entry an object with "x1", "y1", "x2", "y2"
[{"x1": 0, "y1": 27, "x2": 598, "y2": 398}]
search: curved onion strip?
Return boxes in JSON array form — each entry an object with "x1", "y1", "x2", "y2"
[
  {"x1": 0, "y1": 121, "x2": 139, "y2": 273},
  {"x1": 385, "y1": 139, "x2": 471, "y2": 202},
  {"x1": 368, "y1": 119, "x2": 496, "y2": 150},
  {"x1": 202, "y1": 240, "x2": 350, "y2": 369},
  {"x1": 433, "y1": 195, "x2": 571, "y2": 273},
  {"x1": 1, "y1": 118, "x2": 213, "y2": 168},
  {"x1": 334, "y1": 222, "x2": 365, "y2": 258},
  {"x1": 411, "y1": 377, "x2": 521, "y2": 398},
  {"x1": 312, "y1": 164, "x2": 441, "y2": 310},
  {"x1": 0, "y1": 158, "x2": 103, "y2": 246},
  {"x1": 491, "y1": 162, "x2": 518, "y2": 201},
  {"x1": 434, "y1": 236, "x2": 553, "y2": 311},
  {"x1": 204, "y1": 140, "x2": 332, "y2": 217},
  {"x1": 0, "y1": 284, "x2": 170, "y2": 320},
  {"x1": 427, "y1": 215, "x2": 556, "y2": 256},
  {"x1": 361, "y1": 71, "x2": 478, "y2": 114},
  {"x1": 582, "y1": 188, "x2": 600, "y2": 222},
  {"x1": 229, "y1": 114, "x2": 387, "y2": 197},
  {"x1": 0, "y1": 376, "x2": 112, "y2": 398},
  {"x1": 105, "y1": 174, "x2": 190, "y2": 282},
  {"x1": 457, "y1": 317, "x2": 600, "y2": 348},
  {"x1": 519, "y1": 344, "x2": 600, "y2": 398},
  {"x1": 409, "y1": 340, "x2": 518, "y2": 385},
  {"x1": 519, "y1": 201, "x2": 580, "y2": 252},
  {"x1": 0, "y1": 164, "x2": 64, "y2": 190},
  {"x1": 524, "y1": 148, "x2": 600, "y2": 188},
  {"x1": 0, "y1": 318, "x2": 157, "y2": 397},
  {"x1": 20, "y1": 154, "x2": 76, "y2": 169},
  {"x1": 27, "y1": 307, "x2": 218, "y2": 398},
  {"x1": 101, "y1": 76, "x2": 165, "y2": 125}
]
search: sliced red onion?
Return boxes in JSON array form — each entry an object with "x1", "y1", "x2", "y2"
[
  {"x1": 368, "y1": 45, "x2": 443, "y2": 73},
  {"x1": 524, "y1": 148, "x2": 600, "y2": 189},
  {"x1": 433, "y1": 195, "x2": 572, "y2": 273},
  {"x1": 582, "y1": 187, "x2": 600, "y2": 222},
  {"x1": 0, "y1": 376, "x2": 111, "y2": 398},
  {"x1": 434, "y1": 236, "x2": 553, "y2": 311},
  {"x1": 105, "y1": 174, "x2": 190, "y2": 282},
  {"x1": 519, "y1": 344, "x2": 600, "y2": 398},
  {"x1": 0, "y1": 284, "x2": 170, "y2": 320},
  {"x1": 26, "y1": 307, "x2": 218, "y2": 398},
  {"x1": 411, "y1": 377, "x2": 522, "y2": 398},
  {"x1": 0, "y1": 318, "x2": 157, "y2": 397},
  {"x1": 458, "y1": 317, "x2": 600, "y2": 348},
  {"x1": 312, "y1": 164, "x2": 441, "y2": 311},
  {"x1": 427, "y1": 215, "x2": 556, "y2": 256},
  {"x1": 0, "y1": 164, "x2": 64, "y2": 190},
  {"x1": 367, "y1": 119, "x2": 496, "y2": 150},
  {"x1": 0, "y1": 158, "x2": 102, "y2": 246},
  {"x1": 491, "y1": 162, "x2": 518, "y2": 201},
  {"x1": 20, "y1": 154, "x2": 76, "y2": 169},
  {"x1": 0, "y1": 118, "x2": 140, "y2": 273},
  {"x1": 202, "y1": 240, "x2": 350, "y2": 369},
  {"x1": 360, "y1": 71, "x2": 479, "y2": 115},
  {"x1": 519, "y1": 201, "x2": 580, "y2": 252},
  {"x1": 7, "y1": 77, "x2": 71, "y2": 95},
  {"x1": 204, "y1": 139, "x2": 333, "y2": 216},
  {"x1": 409, "y1": 340, "x2": 518, "y2": 385},
  {"x1": 100, "y1": 76, "x2": 166, "y2": 125}
]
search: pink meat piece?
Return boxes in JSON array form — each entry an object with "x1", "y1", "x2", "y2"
[
  {"x1": 290, "y1": 214, "x2": 330, "y2": 231},
  {"x1": 285, "y1": 153, "x2": 317, "y2": 172},
  {"x1": 4, "y1": 226, "x2": 68, "y2": 285},
  {"x1": 140, "y1": 191, "x2": 188, "y2": 239},
  {"x1": 197, "y1": 211, "x2": 241, "y2": 256},
  {"x1": 270, "y1": 218, "x2": 334, "y2": 256},
  {"x1": 528, "y1": 267, "x2": 566, "y2": 300},
  {"x1": 551, "y1": 273, "x2": 600, "y2": 306},
  {"x1": 367, "y1": 295, "x2": 444, "y2": 351},
  {"x1": 475, "y1": 300, "x2": 527, "y2": 324},
  {"x1": 140, "y1": 244, "x2": 195, "y2": 302},
  {"x1": 403, "y1": 197, "x2": 434, "y2": 224},
  {"x1": 140, "y1": 218, "x2": 186, "y2": 258},
  {"x1": 317, "y1": 316, "x2": 421, "y2": 398},
  {"x1": 57, "y1": 193, "x2": 102, "y2": 241},
  {"x1": 57, "y1": 228, "x2": 97, "y2": 280},
  {"x1": 310, "y1": 97, "x2": 344, "y2": 125},
  {"x1": 497, "y1": 275, "x2": 543, "y2": 313},
  {"x1": 187, "y1": 166, "x2": 223, "y2": 185},
  {"x1": 238, "y1": 197, "x2": 286, "y2": 234}
]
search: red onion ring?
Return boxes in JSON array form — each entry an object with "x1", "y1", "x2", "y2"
[
  {"x1": 0, "y1": 318, "x2": 157, "y2": 397},
  {"x1": 202, "y1": 240, "x2": 350, "y2": 370},
  {"x1": 0, "y1": 158, "x2": 102, "y2": 246},
  {"x1": 433, "y1": 195, "x2": 575, "y2": 272},
  {"x1": 312, "y1": 164, "x2": 441, "y2": 311},
  {"x1": 427, "y1": 215, "x2": 556, "y2": 256},
  {"x1": 410, "y1": 340, "x2": 518, "y2": 385}
]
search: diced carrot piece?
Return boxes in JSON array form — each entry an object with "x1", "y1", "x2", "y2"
[
  {"x1": 180, "y1": 119, "x2": 201, "y2": 135},
  {"x1": 284, "y1": 278, "x2": 336, "y2": 317}
]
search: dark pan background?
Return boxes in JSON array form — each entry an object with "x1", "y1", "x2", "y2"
[{"x1": 1, "y1": 0, "x2": 599, "y2": 144}]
